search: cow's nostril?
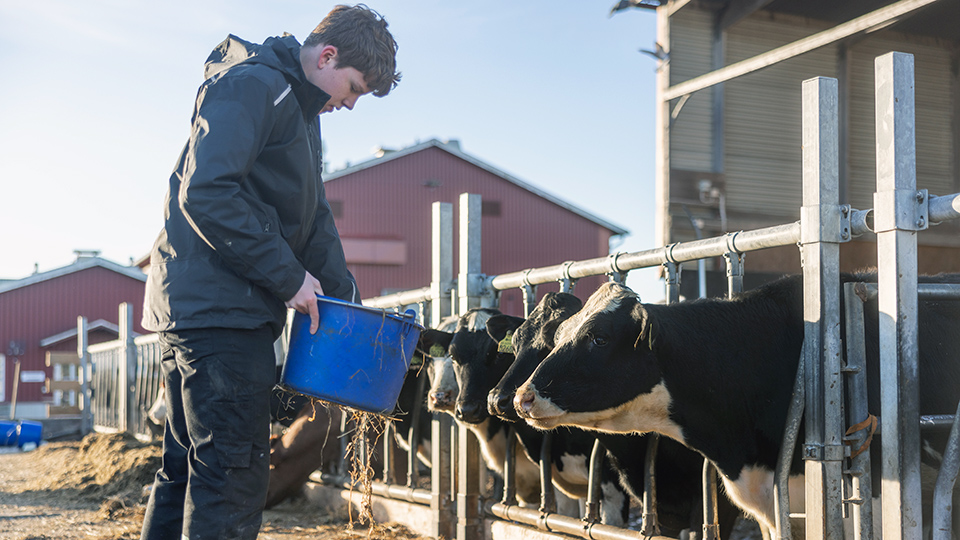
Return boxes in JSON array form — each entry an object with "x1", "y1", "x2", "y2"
[
  {"x1": 515, "y1": 391, "x2": 536, "y2": 414},
  {"x1": 496, "y1": 394, "x2": 513, "y2": 414}
]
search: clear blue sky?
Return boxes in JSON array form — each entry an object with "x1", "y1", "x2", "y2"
[{"x1": 0, "y1": 0, "x2": 664, "y2": 301}]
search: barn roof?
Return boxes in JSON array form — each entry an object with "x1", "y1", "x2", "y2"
[
  {"x1": 0, "y1": 255, "x2": 146, "y2": 296},
  {"x1": 323, "y1": 139, "x2": 629, "y2": 236}
]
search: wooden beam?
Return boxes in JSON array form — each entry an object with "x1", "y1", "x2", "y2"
[{"x1": 664, "y1": 0, "x2": 943, "y2": 101}]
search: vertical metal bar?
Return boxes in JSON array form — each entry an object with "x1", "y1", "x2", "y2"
[
  {"x1": 77, "y1": 316, "x2": 91, "y2": 435},
  {"x1": 874, "y1": 51, "x2": 922, "y2": 540},
  {"x1": 432, "y1": 201, "x2": 454, "y2": 325},
  {"x1": 408, "y1": 375, "x2": 427, "y2": 488},
  {"x1": 932, "y1": 401, "x2": 960, "y2": 540},
  {"x1": 383, "y1": 421, "x2": 396, "y2": 484},
  {"x1": 775, "y1": 348, "x2": 806, "y2": 540},
  {"x1": 459, "y1": 193, "x2": 491, "y2": 313},
  {"x1": 338, "y1": 413, "x2": 349, "y2": 476},
  {"x1": 642, "y1": 435, "x2": 662, "y2": 537},
  {"x1": 584, "y1": 439, "x2": 604, "y2": 524},
  {"x1": 842, "y1": 284, "x2": 873, "y2": 540},
  {"x1": 724, "y1": 251, "x2": 743, "y2": 296},
  {"x1": 539, "y1": 433, "x2": 557, "y2": 513},
  {"x1": 702, "y1": 459, "x2": 720, "y2": 540},
  {"x1": 431, "y1": 413, "x2": 454, "y2": 540},
  {"x1": 118, "y1": 303, "x2": 131, "y2": 433},
  {"x1": 663, "y1": 261, "x2": 681, "y2": 305},
  {"x1": 521, "y1": 284, "x2": 536, "y2": 318},
  {"x1": 653, "y1": 3, "x2": 672, "y2": 249},
  {"x1": 457, "y1": 423, "x2": 481, "y2": 540},
  {"x1": 801, "y1": 75, "x2": 844, "y2": 540},
  {"x1": 502, "y1": 425, "x2": 517, "y2": 505},
  {"x1": 559, "y1": 262, "x2": 576, "y2": 294}
]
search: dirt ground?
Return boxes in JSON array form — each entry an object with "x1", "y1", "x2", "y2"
[{"x1": 0, "y1": 433, "x2": 428, "y2": 540}]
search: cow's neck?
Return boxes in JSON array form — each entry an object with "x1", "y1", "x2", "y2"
[{"x1": 650, "y1": 300, "x2": 803, "y2": 481}]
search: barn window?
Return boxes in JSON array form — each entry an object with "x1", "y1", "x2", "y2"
[
  {"x1": 482, "y1": 201, "x2": 501, "y2": 217},
  {"x1": 329, "y1": 200, "x2": 343, "y2": 218}
]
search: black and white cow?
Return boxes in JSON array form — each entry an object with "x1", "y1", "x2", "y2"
[
  {"x1": 418, "y1": 312, "x2": 544, "y2": 506},
  {"x1": 425, "y1": 306, "x2": 630, "y2": 525},
  {"x1": 486, "y1": 292, "x2": 740, "y2": 539},
  {"x1": 514, "y1": 274, "x2": 960, "y2": 536}
]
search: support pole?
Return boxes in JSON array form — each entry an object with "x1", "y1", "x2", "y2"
[
  {"x1": 431, "y1": 414, "x2": 454, "y2": 540},
  {"x1": 432, "y1": 201, "x2": 454, "y2": 325},
  {"x1": 874, "y1": 51, "x2": 924, "y2": 540},
  {"x1": 458, "y1": 193, "x2": 492, "y2": 313},
  {"x1": 457, "y1": 424, "x2": 481, "y2": 540},
  {"x1": 800, "y1": 76, "x2": 844, "y2": 540},
  {"x1": 77, "y1": 316, "x2": 91, "y2": 435},
  {"x1": 120, "y1": 303, "x2": 135, "y2": 434}
]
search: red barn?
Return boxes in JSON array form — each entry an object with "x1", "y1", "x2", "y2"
[
  {"x1": 0, "y1": 253, "x2": 146, "y2": 418},
  {"x1": 323, "y1": 139, "x2": 628, "y2": 315}
]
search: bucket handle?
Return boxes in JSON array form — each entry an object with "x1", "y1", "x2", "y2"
[{"x1": 400, "y1": 309, "x2": 418, "y2": 338}]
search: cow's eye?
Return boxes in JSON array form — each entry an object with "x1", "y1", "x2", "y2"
[{"x1": 592, "y1": 335, "x2": 608, "y2": 347}]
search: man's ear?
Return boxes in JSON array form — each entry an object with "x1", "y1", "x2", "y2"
[
  {"x1": 486, "y1": 315, "x2": 524, "y2": 346},
  {"x1": 417, "y1": 329, "x2": 452, "y2": 358},
  {"x1": 317, "y1": 44, "x2": 339, "y2": 68},
  {"x1": 631, "y1": 303, "x2": 655, "y2": 350}
]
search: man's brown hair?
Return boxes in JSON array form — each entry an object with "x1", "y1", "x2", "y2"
[{"x1": 304, "y1": 4, "x2": 400, "y2": 97}]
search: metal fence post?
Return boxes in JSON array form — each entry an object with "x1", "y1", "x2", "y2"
[
  {"x1": 800, "y1": 75, "x2": 844, "y2": 540},
  {"x1": 457, "y1": 192, "x2": 484, "y2": 540},
  {"x1": 458, "y1": 193, "x2": 493, "y2": 312},
  {"x1": 431, "y1": 414, "x2": 455, "y2": 539},
  {"x1": 119, "y1": 303, "x2": 136, "y2": 434},
  {"x1": 429, "y1": 199, "x2": 456, "y2": 540},
  {"x1": 432, "y1": 201, "x2": 454, "y2": 326},
  {"x1": 874, "y1": 51, "x2": 924, "y2": 540},
  {"x1": 77, "y1": 316, "x2": 92, "y2": 435}
]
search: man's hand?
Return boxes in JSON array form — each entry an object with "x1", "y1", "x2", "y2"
[{"x1": 285, "y1": 271, "x2": 325, "y2": 334}]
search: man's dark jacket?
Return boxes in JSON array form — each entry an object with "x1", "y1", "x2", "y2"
[{"x1": 143, "y1": 35, "x2": 357, "y2": 338}]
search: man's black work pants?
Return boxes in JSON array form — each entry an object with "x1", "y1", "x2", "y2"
[{"x1": 140, "y1": 326, "x2": 276, "y2": 540}]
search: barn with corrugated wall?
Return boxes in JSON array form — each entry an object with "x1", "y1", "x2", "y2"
[
  {"x1": 0, "y1": 255, "x2": 146, "y2": 413},
  {"x1": 322, "y1": 139, "x2": 628, "y2": 316},
  {"x1": 649, "y1": 0, "x2": 960, "y2": 296}
]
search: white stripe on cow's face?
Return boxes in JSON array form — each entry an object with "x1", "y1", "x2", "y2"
[
  {"x1": 554, "y1": 282, "x2": 636, "y2": 345},
  {"x1": 516, "y1": 380, "x2": 685, "y2": 444}
]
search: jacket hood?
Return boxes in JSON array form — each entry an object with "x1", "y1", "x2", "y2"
[{"x1": 204, "y1": 34, "x2": 330, "y2": 118}]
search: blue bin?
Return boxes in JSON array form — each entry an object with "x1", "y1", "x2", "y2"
[
  {"x1": 281, "y1": 295, "x2": 423, "y2": 415},
  {"x1": 16, "y1": 420, "x2": 42, "y2": 448},
  {"x1": 0, "y1": 421, "x2": 16, "y2": 446}
]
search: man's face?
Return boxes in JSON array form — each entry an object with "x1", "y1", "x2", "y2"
[{"x1": 314, "y1": 56, "x2": 371, "y2": 114}]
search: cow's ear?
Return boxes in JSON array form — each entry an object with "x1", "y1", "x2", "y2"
[
  {"x1": 418, "y1": 329, "x2": 453, "y2": 358},
  {"x1": 631, "y1": 303, "x2": 656, "y2": 350},
  {"x1": 486, "y1": 314, "x2": 524, "y2": 344}
]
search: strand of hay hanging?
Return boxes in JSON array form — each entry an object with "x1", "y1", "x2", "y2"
[{"x1": 343, "y1": 409, "x2": 385, "y2": 530}]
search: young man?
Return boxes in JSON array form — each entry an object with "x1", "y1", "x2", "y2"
[{"x1": 140, "y1": 5, "x2": 400, "y2": 539}]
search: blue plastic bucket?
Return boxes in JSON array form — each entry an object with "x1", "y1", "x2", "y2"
[
  {"x1": 16, "y1": 420, "x2": 42, "y2": 448},
  {"x1": 0, "y1": 421, "x2": 16, "y2": 446},
  {"x1": 281, "y1": 296, "x2": 423, "y2": 415}
]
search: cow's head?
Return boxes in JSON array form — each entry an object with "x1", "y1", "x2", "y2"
[
  {"x1": 420, "y1": 308, "x2": 514, "y2": 424},
  {"x1": 486, "y1": 292, "x2": 583, "y2": 421},
  {"x1": 513, "y1": 282, "x2": 682, "y2": 441},
  {"x1": 418, "y1": 316, "x2": 460, "y2": 414}
]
